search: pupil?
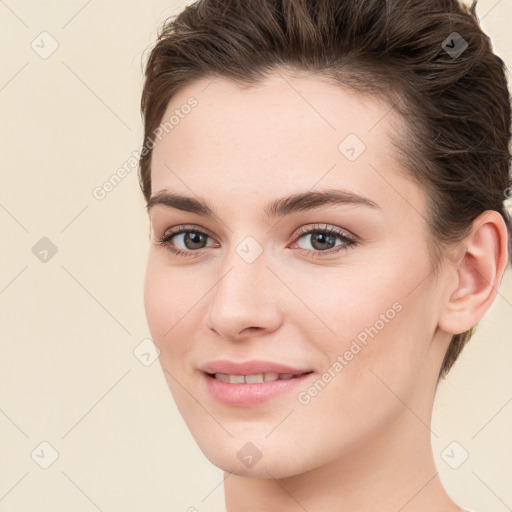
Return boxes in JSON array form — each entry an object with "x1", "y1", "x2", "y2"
[
  {"x1": 186, "y1": 232, "x2": 205, "y2": 249},
  {"x1": 313, "y1": 232, "x2": 334, "y2": 250}
]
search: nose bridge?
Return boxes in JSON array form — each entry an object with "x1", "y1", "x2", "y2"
[{"x1": 205, "y1": 237, "x2": 282, "y2": 338}]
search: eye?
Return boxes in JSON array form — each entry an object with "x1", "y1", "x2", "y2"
[
  {"x1": 155, "y1": 225, "x2": 217, "y2": 258},
  {"x1": 290, "y1": 223, "x2": 357, "y2": 258},
  {"x1": 155, "y1": 223, "x2": 358, "y2": 258}
]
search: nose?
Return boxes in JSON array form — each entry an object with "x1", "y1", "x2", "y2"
[{"x1": 204, "y1": 249, "x2": 283, "y2": 341}]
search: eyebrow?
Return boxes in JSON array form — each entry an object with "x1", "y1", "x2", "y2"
[{"x1": 146, "y1": 188, "x2": 380, "y2": 218}]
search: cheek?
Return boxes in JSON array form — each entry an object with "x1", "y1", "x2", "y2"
[
  {"x1": 296, "y1": 255, "x2": 435, "y2": 389},
  {"x1": 143, "y1": 255, "x2": 199, "y2": 358},
  {"x1": 291, "y1": 294, "x2": 434, "y2": 458},
  {"x1": 143, "y1": 258, "x2": 203, "y2": 419},
  {"x1": 143, "y1": 258, "x2": 173, "y2": 339},
  {"x1": 288, "y1": 261, "x2": 404, "y2": 347},
  {"x1": 345, "y1": 298, "x2": 434, "y2": 413}
]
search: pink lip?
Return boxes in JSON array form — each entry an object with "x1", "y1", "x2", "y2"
[{"x1": 199, "y1": 359, "x2": 314, "y2": 407}]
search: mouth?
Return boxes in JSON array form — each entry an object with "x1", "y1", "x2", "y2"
[
  {"x1": 200, "y1": 362, "x2": 316, "y2": 406},
  {"x1": 205, "y1": 371, "x2": 313, "y2": 384},
  {"x1": 199, "y1": 359, "x2": 315, "y2": 406}
]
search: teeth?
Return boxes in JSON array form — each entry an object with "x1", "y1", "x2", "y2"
[
  {"x1": 245, "y1": 374, "x2": 264, "y2": 383},
  {"x1": 214, "y1": 372, "x2": 299, "y2": 383}
]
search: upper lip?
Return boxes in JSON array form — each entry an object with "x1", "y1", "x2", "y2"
[{"x1": 200, "y1": 359, "x2": 313, "y2": 376}]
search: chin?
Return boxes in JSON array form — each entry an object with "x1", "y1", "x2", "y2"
[{"x1": 191, "y1": 432, "x2": 320, "y2": 479}]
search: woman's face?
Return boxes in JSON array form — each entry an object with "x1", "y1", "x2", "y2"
[{"x1": 144, "y1": 71, "x2": 451, "y2": 478}]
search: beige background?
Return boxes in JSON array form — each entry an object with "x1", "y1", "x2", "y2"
[{"x1": 0, "y1": 1, "x2": 511, "y2": 511}]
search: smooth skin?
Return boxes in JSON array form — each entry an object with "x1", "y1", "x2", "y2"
[{"x1": 143, "y1": 69, "x2": 509, "y2": 512}]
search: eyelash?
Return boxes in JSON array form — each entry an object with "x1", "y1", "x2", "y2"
[{"x1": 155, "y1": 223, "x2": 358, "y2": 259}]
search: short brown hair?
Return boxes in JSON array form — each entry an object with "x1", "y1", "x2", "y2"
[{"x1": 138, "y1": 0, "x2": 512, "y2": 380}]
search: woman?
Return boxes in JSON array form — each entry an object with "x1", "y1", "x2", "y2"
[{"x1": 138, "y1": 0, "x2": 511, "y2": 510}]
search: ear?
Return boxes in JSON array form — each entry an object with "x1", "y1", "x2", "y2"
[{"x1": 437, "y1": 210, "x2": 509, "y2": 335}]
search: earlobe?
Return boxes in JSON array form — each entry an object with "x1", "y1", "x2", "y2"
[{"x1": 438, "y1": 210, "x2": 509, "y2": 335}]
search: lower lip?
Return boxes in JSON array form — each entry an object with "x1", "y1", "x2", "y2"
[{"x1": 202, "y1": 372, "x2": 314, "y2": 407}]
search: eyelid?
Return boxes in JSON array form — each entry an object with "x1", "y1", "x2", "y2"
[
  {"x1": 293, "y1": 223, "x2": 356, "y2": 241},
  {"x1": 157, "y1": 224, "x2": 215, "y2": 245}
]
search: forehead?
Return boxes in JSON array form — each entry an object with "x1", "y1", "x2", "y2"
[
  {"x1": 150, "y1": 70, "x2": 424, "y2": 219},
  {"x1": 153, "y1": 70, "x2": 400, "y2": 160}
]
